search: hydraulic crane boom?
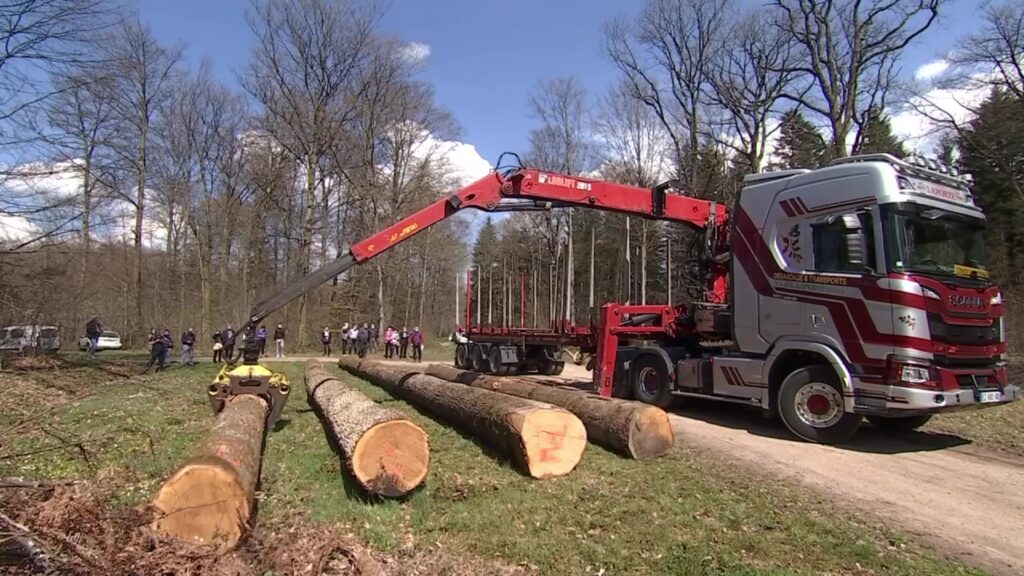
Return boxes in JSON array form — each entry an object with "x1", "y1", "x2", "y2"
[{"x1": 230, "y1": 154, "x2": 730, "y2": 355}]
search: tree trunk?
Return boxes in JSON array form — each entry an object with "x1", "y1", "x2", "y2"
[
  {"x1": 339, "y1": 358, "x2": 586, "y2": 478},
  {"x1": 133, "y1": 129, "x2": 147, "y2": 334},
  {"x1": 298, "y1": 158, "x2": 317, "y2": 350},
  {"x1": 150, "y1": 394, "x2": 268, "y2": 552},
  {"x1": 425, "y1": 364, "x2": 673, "y2": 460},
  {"x1": 305, "y1": 361, "x2": 429, "y2": 497}
]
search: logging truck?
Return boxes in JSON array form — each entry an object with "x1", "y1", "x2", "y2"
[{"x1": 233, "y1": 152, "x2": 1019, "y2": 445}]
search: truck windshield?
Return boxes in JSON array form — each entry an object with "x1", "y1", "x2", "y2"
[{"x1": 886, "y1": 205, "x2": 987, "y2": 280}]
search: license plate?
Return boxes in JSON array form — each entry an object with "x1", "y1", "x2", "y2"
[{"x1": 980, "y1": 391, "x2": 1003, "y2": 403}]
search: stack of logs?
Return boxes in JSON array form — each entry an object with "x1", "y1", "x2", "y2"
[{"x1": 148, "y1": 354, "x2": 675, "y2": 553}]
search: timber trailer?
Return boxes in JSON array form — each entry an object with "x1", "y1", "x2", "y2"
[{"x1": 227, "y1": 152, "x2": 1019, "y2": 444}]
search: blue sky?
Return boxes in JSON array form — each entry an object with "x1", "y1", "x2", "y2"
[{"x1": 136, "y1": 0, "x2": 983, "y2": 167}]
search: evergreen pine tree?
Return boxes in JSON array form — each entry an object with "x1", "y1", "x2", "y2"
[
  {"x1": 773, "y1": 109, "x2": 829, "y2": 169},
  {"x1": 853, "y1": 109, "x2": 907, "y2": 158}
]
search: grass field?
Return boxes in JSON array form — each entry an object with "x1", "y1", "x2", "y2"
[{"x1": 0, "y1": 355, "x2": 994, "y2": 575}]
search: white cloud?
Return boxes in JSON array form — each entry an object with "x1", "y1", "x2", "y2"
[
  {"x1": 400, "y1": 42, "x2": 431, "y2": 64},
  {"x1": 4, "y1": 160, "x2": 84, "y2": 199},
  {"x1": 890, "y1": 79, "x2": 989, "y2": 153},
  {"x1": 0, "y1": 214, "x2": 38, "y2": 243},
  {"x1": 915, "y1": 59, "x2": 950, "y2": 81}
]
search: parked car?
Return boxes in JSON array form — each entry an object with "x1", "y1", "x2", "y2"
[
  {"x1": 78, "y1": 331, "x2": 123, "y2": 352},
  {"x1": 0, "y1": 325, "x2": 61, "y2": 352}
]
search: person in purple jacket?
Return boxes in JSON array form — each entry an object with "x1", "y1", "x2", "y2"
[{"x1": 409, "y1": 326, "x2": 424, "y2": 363}]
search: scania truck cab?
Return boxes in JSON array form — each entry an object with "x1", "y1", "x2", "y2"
[{"x1": 633, "y1": 153, "x2": 1019, "y2": 443}]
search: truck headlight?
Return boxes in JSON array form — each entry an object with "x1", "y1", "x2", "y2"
[
  {"x1": 991, "y1": 292, "x2": 1003, "y2": 306},
  {"x1": 901, "y1": 366, "x2": 931, "y2": 384}
]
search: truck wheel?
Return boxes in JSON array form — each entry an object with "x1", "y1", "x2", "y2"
[
  {"x1": 455, "y1": 344, "x2": 469, "y2": 368},
  {"x1": 538, "y1": 361, "x2": 564, "y2": 376},
  {"x1": 867, "y1": 414, "x2": 933, "y2": 432},
  {"x1": 778, "y1": 365, "x2": 861, "y2": 444},
  {"x1": 630, "y1": 355, "x2": 674, "y2": 409},
  {"x1": 488, "y1": 347, "x2": 504, "y2": 375},
  {"x1": 471, "y1": 345, "x2": 487, "y2": 373}
]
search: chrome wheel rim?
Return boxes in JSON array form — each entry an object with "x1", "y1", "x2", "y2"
[{"x1": 794, "y1": 382, "x2": 843, "y2": 428}]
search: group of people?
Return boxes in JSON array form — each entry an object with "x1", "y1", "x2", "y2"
[
  {"x1": 143, "y1": 327, "x2": 196, "y2": 372},
  {"x1": 85, "y1": 315, "x2": 423, "y2": 367},
  {"x1": 211, "y1": 323, "x2": 288, "y2": 361},
  {"x1": 331, "y1": 323, "x2": 424, "y2": 362}
]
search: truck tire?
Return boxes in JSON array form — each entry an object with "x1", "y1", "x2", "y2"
[
  {"x1": 471, "y1": 345, "x2": 487, "y2": 373},
  {"x1": 455, "y1": 344, "x2": 469, "y2": 369},
  {"x1": 867, "y1": 414, "x2": 933, "y2": 432},
  {"x1": 488, "y1": 346, "x2": 506, "y2": 375},
  {"x1": 538, "y1": 361, "x2": 564, "y2": 376},
  {"x1": 778, "y1": 365, "x2": 861, "y2": 444},
  {"x1": 630, "y1": 354, "x2": 674, "y2": 409}
]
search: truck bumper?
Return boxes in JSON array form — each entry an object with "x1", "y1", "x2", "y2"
[{"x1": 854, "y1": 383, "x2": 1021, "y2": 415}]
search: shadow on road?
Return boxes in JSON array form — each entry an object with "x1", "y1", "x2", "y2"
[{"x1": 669, "y1": 398, "x2": 972, "y2": 454}]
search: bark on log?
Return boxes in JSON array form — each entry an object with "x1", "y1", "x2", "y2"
[
  {"x1": 304, "y1": 360, "x2": 429, "y2": 497},
  {"x1": 338, "y1": 357, "x2": 586, "y2": 479},
  {"x1": 150, "y1": 394, "x2": 267, "y2": 552},
  {"x1": 424, "y1": 364, "x2": 674, "y2": 460}
]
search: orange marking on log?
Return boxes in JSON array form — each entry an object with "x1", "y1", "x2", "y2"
[{"x1": 537, "y1": 423, "x2": 569, "y2": 462}]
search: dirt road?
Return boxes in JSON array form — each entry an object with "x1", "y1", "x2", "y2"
[{"x1": 369, "y1": 358, "x2": 1024, "y2": 575}]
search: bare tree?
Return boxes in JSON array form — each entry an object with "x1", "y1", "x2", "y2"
[
  {"x1": 0, "y1": 0, "x2": 112, "y2": 132},
  {"x1": 524, "y1": 76, "x2": 590, "y2": 323},
  {"x1": 707, "y1": 11, "x2": 796, "y2": 173},
  {"x1": 102, "y1": 17, "x2": 183, "y2": 335},
  {"x1": 243, "y1": 0, "x2": 380, "y2": 347},
  {"x1": 771, "y1": 0, "x2": 943, "y2": 158},
  {"x1": 604, "y1": 0, "x2": 731, "y2": 192},
  {"x1": 945, "y1": 1, "x2": 1024, "y2": 99}
]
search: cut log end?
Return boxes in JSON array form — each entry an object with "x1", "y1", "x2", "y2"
[
  {"x1": 519, "y1": 409, "x2": 588, "y2": 479},
  {"x1": 627, "y1": 407, "x2": 675, "y2": 460},
  {"x1": 150, "y1": 456, "x2": 250, "y2": 551},
  {"x1": 352, "y1": 419, "x2": 430, "y2": 497}
]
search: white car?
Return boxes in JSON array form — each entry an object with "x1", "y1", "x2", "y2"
[{"x1": 78, "y1": 331, "x2": 123, "y2": 352}]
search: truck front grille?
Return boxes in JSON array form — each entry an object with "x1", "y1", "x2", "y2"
[{"x1": 927, "y1": 314, "x2": 1000, "y2": 346}]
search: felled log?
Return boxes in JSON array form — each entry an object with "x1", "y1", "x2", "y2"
[
  {"x1": 150, "y1": 394, "x2": 268, "y2": 552},
  {"x1": 424, "y1": 364, "x2": 674, "y2": 460},
  {"x1": 304, "y1": 361, "x2": 429, "y2": 497},
  {"x1": 338, "y1": 357, "x2": 586, "y2": 479}
]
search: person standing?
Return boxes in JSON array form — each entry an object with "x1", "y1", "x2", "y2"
[
  {"x1": 256, "y1": 325, "x2": 268, "y2": 357},
  {"x1": 368, "y1": 323, "x2": 378, "y2": 355},
  {"x1": 340, "y1": 322, "x2": 350, "y2": 355},
  {"x1": 347, "y1": 325, "x2": 358, "y2": 356},
  {"x1": 85, "y1": 316, "x2": 102, "y2": 358},
  {"x1": 409, "y1": 326, "x2": 424, "y2": 363},
  {"x1": 180, "y1": 328, "x2": 196, "y2": 366},
  {"x1": 274, "y1": 323, "x2": 286, "y2": 358},
  {"x1": 222, "y1": 324, "x2": 235, "y2": 360},
  {"x1": 383, "y1": 325, "x2": 395, "y2": 358},
  {"x1": 399, "y1": 326, "x2": 409, "y2": 359},
  {"x1": 321, "y1": 326, "x2": 332, "y2": 356},
  {"x1": 144, "y1": 330, "x2": 168, "y2": 373},
  {"x1": 212, "y1": 331, "x2": 223, "y2": 363},
  {"x1": 160, "y1": 329, "x2": 173, "y2": 366},
  {"x1": 356, "y1": 323, "x2": 369, "y2": 358}
]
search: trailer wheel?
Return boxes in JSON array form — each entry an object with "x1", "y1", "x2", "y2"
[
  {"x1": 630, "y1": 355, "x2": 674, "y2": 408},
  {"x1": 488, "y1": 347, "x2": 505, "y2": 375},
  {"x1": 455, "y1": 344, "x2": 470, "y2": 369},
  {"x1": 471, "y1": 345, "x2": 487, "y2": 373},
  {"x1": 778, "y1": 365, "x2": 861, "y2": 444},
  {"x1": 867, "y1": 414, "x2": 933, "y2": 432},
  {"x1": 539, "y1": 361, "x2": 564, "y2": 376}
]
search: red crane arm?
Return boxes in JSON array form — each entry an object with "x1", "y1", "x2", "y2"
[{"x1": 240, "y1": 165, "x2": 729, "y2": 337}]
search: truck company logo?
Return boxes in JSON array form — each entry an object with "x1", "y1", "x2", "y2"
[
  {"x1": 898, "y1": 314, "x2": 917, "y2": 329},
  {"x1": 780, "y1": 224, "x2": 803, "y2": 263},
  {"x1": 948, "y1": 294, "x2": 985, "y2": 309},
  {"x1": 772, "y1": 271, "x2": 848, "y2": 286},
  {"x1": 538, "y1": 173, "x2": 593, "y2": 191}
]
